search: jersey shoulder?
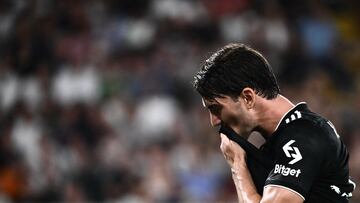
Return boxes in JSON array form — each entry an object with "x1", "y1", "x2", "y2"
[{"x1": 275, "y1": 103, "x2": 339, "y2": 146}]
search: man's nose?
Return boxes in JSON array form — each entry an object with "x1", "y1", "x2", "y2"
[{"x1": 210, "y1": 113, "x2": 221, "y2": 127}]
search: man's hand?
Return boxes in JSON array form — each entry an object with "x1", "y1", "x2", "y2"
[
  {"x1": 220, "y1": 133, "x2": 247, "y2": 168},
  {"x1": 220, "y1": 133, "x2": 261, "y2": 202}
]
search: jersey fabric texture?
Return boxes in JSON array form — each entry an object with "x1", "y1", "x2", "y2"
[
  {"x1": 263, "y1": 102, "x2": 355, "y2": 202},
  {"x1": 220, "y1": 103, "x2": 355, "y2": 202}
]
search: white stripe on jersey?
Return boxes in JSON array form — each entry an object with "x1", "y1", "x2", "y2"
[{"x1": 265, "y1": 184, "x2": 305, "y2": 200}]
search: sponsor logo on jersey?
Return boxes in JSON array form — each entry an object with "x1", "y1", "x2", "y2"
[
  {"x1": 274, "y1": 164, "x2": 301, "y2": 177},
  {"x1": 282, "y1": 140, "x2": 302, "y2": 164}
]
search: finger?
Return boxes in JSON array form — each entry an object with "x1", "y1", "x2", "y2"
[
  {"x1": 221, "y1": 133, "x2": 236, "y2": 150},
  {"x1": 220, "y1": 133, "x2": 229, "y2": 152},
  {"x1": 220, "y1": 133, "x2": 230, "y2": 143}
]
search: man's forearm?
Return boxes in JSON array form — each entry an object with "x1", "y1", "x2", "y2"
[{"x1": 231, "y1": 160, "x2": 262, "y2": 203}]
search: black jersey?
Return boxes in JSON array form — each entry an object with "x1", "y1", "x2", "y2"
[
  {"x1": 219, "y1": 103, "x2": 355, "y2": 202},
  {"x1": 263, "y1": 103, "x2": 356, "y2": 202}
]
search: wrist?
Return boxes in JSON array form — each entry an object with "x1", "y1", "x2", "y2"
[
  {"x1": 233, "y1": 154, "x2": 247, "y2": 165},
  {"x1": 231, "y1": 167, "x2": 261, "y2": 202},
  {"x1": 231, "y1": 161, "x2": 247, "y2": 178},
  {"x1": 231, "y1": 156, "x2": 249, "y2": 181}
]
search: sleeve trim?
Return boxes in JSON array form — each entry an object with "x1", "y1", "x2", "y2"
[{"x1": 264, "y1": 184, "x2": 305, "y2": 200}]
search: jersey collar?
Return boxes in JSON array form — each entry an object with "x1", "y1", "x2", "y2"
[{"x1": 274, "y1": 102, "x2": 307, "y2": 132}]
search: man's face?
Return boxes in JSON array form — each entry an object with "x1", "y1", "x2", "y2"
[{"x1": 202, "y1": 95, "x2": 254, "y2": 138}]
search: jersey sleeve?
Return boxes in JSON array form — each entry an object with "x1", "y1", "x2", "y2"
[{"x1": 264, "y1": 120, "x2": 326, "y2": 200}]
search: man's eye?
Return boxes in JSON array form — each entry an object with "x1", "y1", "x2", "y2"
[{"x1": 209, "y1": 105, "x2": 221, "y2": 114}]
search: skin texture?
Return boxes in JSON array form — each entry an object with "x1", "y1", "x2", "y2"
[{"x1": 203, "y1": 88, "x2": 304, "y2": 203}]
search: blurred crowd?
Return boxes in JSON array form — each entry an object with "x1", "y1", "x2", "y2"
[{"x1": 0, "y1": 0, "x2": 359, "y2": 202}]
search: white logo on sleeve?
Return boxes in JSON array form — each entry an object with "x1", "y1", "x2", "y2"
[
  {"x1": 285, "y1": 110, "x2": 302, "y2": 124},
  {"x1": 330, "y1": 185, "x2": 341, "y2": 194},
  {"x1": 330, "y1": 185, "x2": 353, "y2": 198},
  {"x1": 282, "y1": 140, "x2": 302, "y2": 164},
  {"x1": 274, "y1": 164, "x2": 301, "y2": 177}
]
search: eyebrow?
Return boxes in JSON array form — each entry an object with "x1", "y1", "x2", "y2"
[
  {"x1": 202, "y1": 98, "x2": 215, "y2": 109},
  {"x1": 202, "y1": 99, "x2": 220, "y2": 110}
]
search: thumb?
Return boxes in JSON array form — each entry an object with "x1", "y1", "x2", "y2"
[
  {"x1": 220, "y1": 133, "x2": 230, "y2": 143},
  {"x1": 220, "y1": 133, "x2": 232, "y2": 153}
]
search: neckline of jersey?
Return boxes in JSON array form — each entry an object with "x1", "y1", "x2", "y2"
[{"x1": 273, "y1": 102, "x2": 307, "y2": 132}]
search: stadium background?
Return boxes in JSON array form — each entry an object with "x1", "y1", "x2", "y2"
[{"x1": 0, "y1": 0, "x2": 359, "y2": 202}]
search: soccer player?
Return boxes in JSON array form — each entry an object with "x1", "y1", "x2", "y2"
[{"x1": 193, "y1": 43, "x2": 356, "y2": 202}]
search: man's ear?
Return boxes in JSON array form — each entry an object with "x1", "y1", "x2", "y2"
[{"x1": 241, "y1": 87, "x2": 256, "y2": 109}]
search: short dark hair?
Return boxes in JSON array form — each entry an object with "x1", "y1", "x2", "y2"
[{"x1": 193, "y1": 43, "x2": 280, "y2": 100}]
